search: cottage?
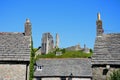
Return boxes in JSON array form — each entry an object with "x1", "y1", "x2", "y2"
[
  {"x1": 0, "y1": 19, "x2": 31, "y2": 80},
  {"x1": 34, "y1": 58, "x2": 92, "y2": 80},
  {"x1": 92, "y1": 13, "x2": 120, "y2": 80}
]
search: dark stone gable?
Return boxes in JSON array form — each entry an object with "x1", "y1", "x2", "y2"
[
  {"x1": 92, "y1": 33, "x2": 120, "y2": 64},
  {"x1": 0, "y1": 32, "x2": 31, "y2": 61}
]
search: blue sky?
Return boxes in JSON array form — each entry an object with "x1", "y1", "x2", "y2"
[{"x1": 0, "y1": 0, "x2": 120, "y2": 49}]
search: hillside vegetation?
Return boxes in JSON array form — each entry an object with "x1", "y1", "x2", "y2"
[{"x1": 35, "y1": 49, "x2": 93, "y2": 60}]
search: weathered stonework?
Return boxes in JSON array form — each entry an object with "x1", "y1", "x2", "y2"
[
  {"x1": 41, "y1": 32, "x2": 54, "y2": 54},
  {"x1": 92, "y1": 13, "x2": 120, "y2": 80},
  {"x1": 92, "y1": 66, "x2": 120, "y2": 80},
  {"x1": 66, "y1": 44, "x2": 81, "y2": 51},
  {"x1": 33, "y1": 77, "x2": 60, "y2": 80},
  {"x1": 34, "y1": 59, "x2": 92, "y2": 80},
  {"x1": 41, "y1": 78, "x2": 60, "y2": 80},
  {"x1": 0, "y1": 19, "x2": 31, "y2": 80},
  {"x1": 72, "y1": 78, "x2": 91, "y2": 80},
  {"x1": 0, "y1": 64, "x2": 27, "y2": 80},
  {"x1": 34, "y1": 77, "x2": 91, "y2": 80},
  {"x1": 55, "y1": 33, "x2": 59, "y2": 48}
]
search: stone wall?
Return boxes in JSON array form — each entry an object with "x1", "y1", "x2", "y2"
[
  {"x1": 72, "y1": 78, "x2": 91, "y2": 80},
  {"x1": 34, "y1": 77, "x2": 91, "y2": 80},
  {"x1": 33, "y1": 77, "x2": 60, "y2": 80},
  {"x1": 42, "y1": 78, "x2": 60, "y2": 80},
  {"x1": 0, "y1": 64, "x2": 27, "y2": 80},
  {"x1": 66, "y1": 44, "x2": 81, "y2": 51},
  {"x1": 92, "y1": 66, "x2": 120, "y2": 80}
]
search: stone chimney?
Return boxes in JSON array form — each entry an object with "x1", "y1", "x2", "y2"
[
  {"x1": 25, "y1": 19, "x2": 31, "y2": 36},
  {"x1": 96, "y1": 13, "x2": 104, "y2": 36}
]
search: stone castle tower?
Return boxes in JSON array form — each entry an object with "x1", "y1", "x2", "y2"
[
  {"x1": 96, "y1": 13, "x2": 104, "y2": 36},
  {"x1": 41, "y1": 33, "x2": 54, "y2": 54},
  {"x1": 25, "y1": 19, "x2": 31, "y2": 36},
  {"x1": 55, "y1": 33, "x2": 59, "y2": 48}
]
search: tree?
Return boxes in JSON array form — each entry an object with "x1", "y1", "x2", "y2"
[
  {"x1": 90, "y1": 49, "x2": 93, "y2": 53},
  {"x1": 62, "y1": 48, "x2": 66, "y2": 53}
]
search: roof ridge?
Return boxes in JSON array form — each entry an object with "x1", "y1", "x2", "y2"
[
  {"x1": 0, "y1": 32, "x2": 24, "y2": 35},
  {"x1": 38, "y1": 58, "x2": 91, "y2": 60}
]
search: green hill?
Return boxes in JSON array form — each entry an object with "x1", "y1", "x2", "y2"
[{"x1": 35, "y1": 49, "x2": 93, "y2": 60}]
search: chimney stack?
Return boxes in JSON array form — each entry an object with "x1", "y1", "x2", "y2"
[
  {"x1": 96, "y1": 13, "x2": 104, "y2": 36},
  {"x1": 25, "y1": 19, "x2": 31, "y2": 36}
]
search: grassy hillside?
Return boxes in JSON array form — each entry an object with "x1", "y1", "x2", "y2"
[{"x1": 35, "y1": 49, "x2": 93, "y2": 60}]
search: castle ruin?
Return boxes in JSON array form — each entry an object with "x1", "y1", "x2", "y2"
[{"x1": 41, "y1": 33, "x2": 54, "y2": 54}]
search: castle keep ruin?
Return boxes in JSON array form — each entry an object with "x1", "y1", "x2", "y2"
[
  {"x1": 41, "y1": 33, "x2": 54, "y2": 54},
  {"x1": 41, "y1": 33, "x2": 60, "y2": 54}
]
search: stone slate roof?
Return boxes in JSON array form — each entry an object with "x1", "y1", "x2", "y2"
[
  {"x1": 34, "y1": 58, "x2": 92, "y2": 77},
  {"x1": 92, "y1": 33, "x2": 120, "y2": 65},
  {"x1": 0, "y1": 32, "x2": 31, "y2": 61}
]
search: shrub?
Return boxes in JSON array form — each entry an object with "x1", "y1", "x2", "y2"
[
  {"x1": 109, "y1": 69, "x2": 120, "y2": 80},
  {"x1": 90, "y1": 49, "x2": 93, "y2": 53},
  {"x1": 61, "y1": 48, "x2": 66, "y2": 53},
  {"x1": 29, "y1": 37, "x2": 35, "y2": 80}
]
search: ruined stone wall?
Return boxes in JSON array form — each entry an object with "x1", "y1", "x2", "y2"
[
  {"x1": 66, "y1": 45, "x2": 81, "y2": 51},
  {"x1": 92, "y1": 66, "x2": 120, "y2": 80},
  {"x1": 0, "y1": 64, "x2": 27, "y2": 80}
]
